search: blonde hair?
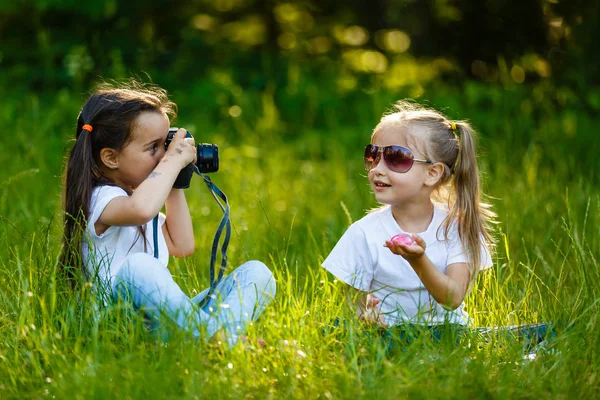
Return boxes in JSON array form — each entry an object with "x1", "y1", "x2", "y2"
[{"x1": 373, "y1": 100, "x2": 496, "y2": 276}]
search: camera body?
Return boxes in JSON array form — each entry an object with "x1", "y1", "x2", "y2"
[{"x1": 165, "y1": 128, "x2": 219, "y2": 173}]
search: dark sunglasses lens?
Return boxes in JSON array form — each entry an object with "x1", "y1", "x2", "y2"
[
  {"x1": 384, "y1": 146, "x2": 414, "y2": 173},
  {"x1": 364, "y1": 145, "x2": 378, "y2": 171}
]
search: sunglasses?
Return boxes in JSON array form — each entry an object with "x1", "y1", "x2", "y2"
[{"x1": 364, "y1": 144, "x2": 432, "y2": 173}]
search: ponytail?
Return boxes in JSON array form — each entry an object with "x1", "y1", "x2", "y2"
[
  {"x1": 445, "y1": 122, "x2": 495, "y2": 276},
  {"x1": 59, "y1": 81, "x2": 177, "y2": 287},
  {"x1": 60, "y1": 121, "x2": 106, "y2": 286},
  {"x1": 375, "y1": 100, "x2": 496, "y2": 278}
]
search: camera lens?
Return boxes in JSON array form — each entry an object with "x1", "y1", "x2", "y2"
[
  {"x1": 197, "y1": 144, "x2": 219, "y2": 173},
  {"x1": 165, "y1": 128, "x2": 219, "y2": 173}
]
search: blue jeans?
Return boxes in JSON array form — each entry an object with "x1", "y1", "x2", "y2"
[
  {"x1": 111, "y1": 253, "x2": 276, "y2": 346},
  {"x1": 326, "y1": 318, "x2": 555, "y2": 354},
  {"x1": 382, "y1": 323, "x2": 555, "y2": 353}
]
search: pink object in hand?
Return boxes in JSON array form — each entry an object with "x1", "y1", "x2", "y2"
[{"x1": 391, "y1": 234, "x2": 414, "y2": 246}]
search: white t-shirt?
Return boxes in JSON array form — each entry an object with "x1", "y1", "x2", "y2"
[
  {"x1": 322, "y1": 204, "x2": 492, "y2": 326},
  {"x1": 82, "y1": 185, "x2": 169, "y2": 286}
]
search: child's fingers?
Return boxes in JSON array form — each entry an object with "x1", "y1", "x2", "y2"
[
  {"x1": 367, "y1": 298, "x2": 380, "y2": 308},
  {"x1": 412, "y1": 234, "x2": 426, "y2": 249},
  {"x1": 365, "y1": 307, "x2": 387, "y2": 327},
  {"x1": 385, "y1": 240, "x2": 406, "y2": 255},
  {"x1": 175, "y1": 128, "x2": 188, "y2": 139},
  {"x1": 186, "y1": 138, "x2": 197, "y2": 163},
  {"x1": 184, "y1": 137, "x2": 196, "y2": 147},
  {"x1": 167, "y1": 129, "x2": 197, "y2": 166},
  {"x1": 384, "y1": 240, "x2": 400, "y2": 250},
  {"x1": 363, "y1": 309, "x2": 380, "y2": 323},
  {"x1": 366, "y1": 293, "x2": 380, "y2": 307},
  {"x1": 413, "y1": 233, "x2": 425, "y2": 246}
]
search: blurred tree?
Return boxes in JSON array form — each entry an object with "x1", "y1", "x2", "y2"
[
  {"x1": 548, "y1": 0, "x2": 600, "y2": 87},
  {"x1": 0, "y1": 0, "x2": 597, "y2": 89}
]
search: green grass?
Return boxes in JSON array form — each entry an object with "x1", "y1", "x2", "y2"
[{"x1": 0, "y1": 79, "x2": 599, "y2": 399}]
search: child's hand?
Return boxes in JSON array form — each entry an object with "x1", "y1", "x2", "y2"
[
  {"x1": 165, "y1": 128, "x2": 197, "y2": 169},
  {"x1": 357, "y1": 293, "x2": 388, "y2": 327},
  {"x1": 385, "y1": 234, "x2": 426, "y2": 261}
]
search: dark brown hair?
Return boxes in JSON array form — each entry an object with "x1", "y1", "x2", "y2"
[{"x1": 60, "y1": 80, "x2": 176, "y2": 285}]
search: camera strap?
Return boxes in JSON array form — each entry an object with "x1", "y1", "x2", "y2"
[
  {"x1": 152, "y1": 167, "x2": 231, "y2": 307},
  {"x1": 198, "y1": 173, "x2": 231, "y2": 305}
]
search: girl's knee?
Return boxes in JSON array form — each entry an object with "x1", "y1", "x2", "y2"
[{"x1": 240, "y1": 260, "x2": 276, "y2": 296}]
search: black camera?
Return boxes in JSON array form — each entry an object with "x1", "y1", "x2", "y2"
[{"x1": 165, "y1": 128, "x2": 219, "y2": 173}]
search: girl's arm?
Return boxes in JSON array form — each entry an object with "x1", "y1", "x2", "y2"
[
  {"x1": 385, "y1": 235, "x2": 470, "y2": 310},
  {"x1": 97, "y1": 129, "x2": 196, "y2": 228},
  {"x1": 162, "y1": 189, "x2": 195, "y2": 257},
  {"x1": 409, "y1": 257, "x2": 470, "y2": 310}
]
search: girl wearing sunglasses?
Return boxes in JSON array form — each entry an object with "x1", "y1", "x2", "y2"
[{"x1": 322, "y1": 100, "x2": 495, "y2": 330}]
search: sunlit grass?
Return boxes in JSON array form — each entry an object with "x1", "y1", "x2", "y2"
[{"x1": 0, "y1": 81, "x2": 599, "y2": 398}]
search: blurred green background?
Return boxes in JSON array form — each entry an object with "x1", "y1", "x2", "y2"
[
  {"x1": 2, "y1": 0, "x2": 600, "y2": 310},
  {"x1": 1, "y1": 1, "x2": 600, "y2": 398},
  {"x1": 2, "y1": 0, "x2": 600, "y2": 92},
  {"x1": 1, "y1": 0, "x2": 598, "y2": 203},
  {"x1": 1, "y1": 0, "x2": 598, "y2": 257}
]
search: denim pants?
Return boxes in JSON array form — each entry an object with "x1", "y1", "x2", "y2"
[
  {"x1": 327, "y1": 318, "x2": 555, "y2": 354},
  {"x1": 111, "y1": 253, "x2": 276, "y2": 346},
  {"x1": 382, "y1": 323, "x2": 555, "y2": 353}
]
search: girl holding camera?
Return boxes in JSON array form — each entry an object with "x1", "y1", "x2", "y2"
[{"x1": 61, "y1": 81, "x2": 275, "y2": 346}]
